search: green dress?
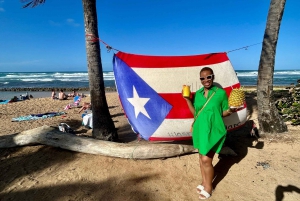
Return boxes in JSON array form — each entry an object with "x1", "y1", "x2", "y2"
[{"x1": 192, "y1": 85, "x2": 229, "y2": 155}]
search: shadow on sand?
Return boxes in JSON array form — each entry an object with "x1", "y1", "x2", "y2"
[
  {"x1": 0, "y1": 145, "x2": 159, "y2": 201},
  {"x1": 213, "y1": 120, "x2": 264, "y2": 189},
  {"x1": 275, "y1": 185, "x2": 300, "y2": 201}
]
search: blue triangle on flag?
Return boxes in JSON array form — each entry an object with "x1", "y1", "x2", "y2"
[{"x1": 113, "y1": 55, "x2": 172, "y2": 140}]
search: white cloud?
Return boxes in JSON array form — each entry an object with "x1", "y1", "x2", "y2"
[
  {"x1": 66, "y1": 18, "x2": 80, "y2": 27},
  {"x1": 49, "y1": 19, "x2": 80, "y2": 27}
]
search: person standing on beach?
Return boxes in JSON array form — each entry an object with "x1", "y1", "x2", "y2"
[
  {"x1": 58, "y1": 89, "x2": 68, "y2": 100},
  {"x1": 183, "y1": 67, "x2": 236, "y2": 199}
]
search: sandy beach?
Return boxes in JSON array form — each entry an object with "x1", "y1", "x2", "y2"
[{"x1": 0, "y1": 91, "x2": 300, "y2": 201}]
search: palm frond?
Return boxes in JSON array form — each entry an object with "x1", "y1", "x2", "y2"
[{"x1": 21, "y1": 0, "x2": 46, "y2": 8}]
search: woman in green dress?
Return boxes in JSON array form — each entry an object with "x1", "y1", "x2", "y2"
[{"x1": 184, "y1": 67, "x2": 235, "y2": 200}]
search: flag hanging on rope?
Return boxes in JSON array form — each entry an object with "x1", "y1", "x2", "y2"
[{"x1": 113, "y1": 51, "x2": 247, "y2": 141}]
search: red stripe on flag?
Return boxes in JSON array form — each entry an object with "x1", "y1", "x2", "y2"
[
  {"x1": 223, "y1": 83, "x2": 241, "y2": 97},
  {"x1": 116, "y1": 52, "x2": 229, "y2": 68},
  {"x1": 160, "y1": 93, "x2": 194, "y2": 118}
]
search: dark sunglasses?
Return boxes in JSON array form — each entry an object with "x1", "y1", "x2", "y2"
[{"x1": 200, "y1": 74, "x2": 214, "y2": 81}]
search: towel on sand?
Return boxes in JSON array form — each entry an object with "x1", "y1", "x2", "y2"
[
  {"x1": 82, "y1": 113, "x2": 93, "y2": 128},
  {"x1": 12, "y1": 111, "x2": 65, "y2": 122},
  {"x1": 0, "y1": 100, "x2": 10, "y2": 105}
]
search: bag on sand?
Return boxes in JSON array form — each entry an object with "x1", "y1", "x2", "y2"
[{"x1": 59, "y1": 123, "x2": 75, "y2": 134}]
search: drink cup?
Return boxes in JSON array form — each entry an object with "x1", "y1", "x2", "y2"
[{"x1": 182, "y1": 85, "x2": 191, "y2": 97}]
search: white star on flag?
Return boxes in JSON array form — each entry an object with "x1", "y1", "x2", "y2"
[{"x1": 127, "y1": 86, "x2": 151, "y2": 119}]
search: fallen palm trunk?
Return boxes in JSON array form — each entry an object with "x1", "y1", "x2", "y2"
[{"x1": 0, "y1": 126, "x2": 196, "y2": 159}]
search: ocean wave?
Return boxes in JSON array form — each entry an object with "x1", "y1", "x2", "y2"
[
  {"x1": 53, "y1": 72, "x2": 88, "y2": 77},
  {"x1": 105, "y1": 77, "x2": 115, "y2": 81},
  {"x1": 21, "y1": 78, "x2": 55, "y2": 82},
  {"x1": 274, "y1": 71, "x2": 300, "y2": 75},
  {"x1": 58, "y1": 78, "x2": 89, "y2": 82},
  {"x1": 0, "y1": 82, "x2": 9, "y2": 85},
  {"x1": 236, "y1": 72, "x2": 258, "y2": 77},
  {"x1": 4, "y1": 74, "x2": 49, "y2": 79},
  {"x1": 236, "y1": 70, "x2": 300, "y2": 77}
]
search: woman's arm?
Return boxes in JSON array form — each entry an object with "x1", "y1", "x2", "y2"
[
  {"x1": 222, "y1": 108, "x2": 236, "y2": 117},
  {"x1": 184, "y1": 97, "x2": 195, "y2": 115}
]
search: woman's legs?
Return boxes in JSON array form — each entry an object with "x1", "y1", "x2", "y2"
[
  {"x1": 199, "y1": 155, "x2": 205, "y2": 185},
  {"x1": 199, "y1": 151, "x2": 215, "y2": 197}
]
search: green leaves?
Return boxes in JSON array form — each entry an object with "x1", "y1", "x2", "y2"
[
  {"x1": 21, "y1": 0, "x2": 46, "y2": 8},
  {"x1": 275, "y1": 86, "x2": 300, "y2": 126}
]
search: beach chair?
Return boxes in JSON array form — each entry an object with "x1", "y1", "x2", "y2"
[
  {"x1": 72, "y1": 96, "x2": 81, "y2": 107},
  {"x1": 64, "y1": 96, "x2": 81, "y2": 110}
]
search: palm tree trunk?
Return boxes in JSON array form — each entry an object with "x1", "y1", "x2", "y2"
[
  {"x1": 82, "y1": 0, "x2": 118, "y2": 141},
  {"x1": 257, "y1": 0, "x2": 287, "y2": 134}
]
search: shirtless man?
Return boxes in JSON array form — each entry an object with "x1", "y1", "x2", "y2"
[{"x1": 58, "y1": 90, "x2": 68, "y2": 100}]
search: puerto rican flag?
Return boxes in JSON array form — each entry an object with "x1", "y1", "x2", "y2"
[{"x1": 113, "y1": 52, "x2": 247, "y2": 141}]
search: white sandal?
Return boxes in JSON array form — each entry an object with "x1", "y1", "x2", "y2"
[
  {"x1": 199, "y1": 189, "x2": 211, "y2": 200},
  {"x1": 196, "y1": 185, "x2": 204, "y2": 193}
]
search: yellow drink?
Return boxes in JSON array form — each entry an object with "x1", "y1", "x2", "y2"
[{"x1": 182, "y1": 85, "x2": 191, "y2": 97}]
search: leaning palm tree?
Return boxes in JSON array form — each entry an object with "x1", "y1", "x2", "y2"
[
  {"x1": 257, "y1": 0, "x2": 287, "y2": 133},
  {"x1": 22, "y1": 0, "x2": 118, "y2": 141}
]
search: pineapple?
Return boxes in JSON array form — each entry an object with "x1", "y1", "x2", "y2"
[{"x1": 228, "y1": 87, "x2": 245, "y2": 107}]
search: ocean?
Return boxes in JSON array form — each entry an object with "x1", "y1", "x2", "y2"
[
  {"x1": 0, "y1": 70, "x2": 299, "y2": 99},
  {"x1": 236, "y1": 70, "x2": 300, "y2": 86},
  {"x1": 0, "y1": 71, "x2": 115, "y2": 89}
]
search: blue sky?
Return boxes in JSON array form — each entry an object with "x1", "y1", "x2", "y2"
[{"x1": 0, "y1": 0, "x2": 299, "y2": 72}]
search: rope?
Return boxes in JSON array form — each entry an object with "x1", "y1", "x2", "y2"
[
  {"x1": 85, "y1": 34, "x2": 119, "y2": 53},
  {"x1": 86, "y1": 34, "x2": 262, "y2": 55},
  {"x1": 227, "y1": 42, "x2": 262, "y2": 53}
]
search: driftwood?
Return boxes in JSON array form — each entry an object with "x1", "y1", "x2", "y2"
[{"x1": 0, "y1": 126, "x2": 196, "y2": 159}]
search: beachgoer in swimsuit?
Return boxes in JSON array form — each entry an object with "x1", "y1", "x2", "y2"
[
  {"x1": 59, "y1": 89, "x2": 68, "y2": 100},
  {"x1": 78, "y1": 102, "x2": 91, "y2": 113},
  {"x1": 68, "y1": 90, "x2": 78, "y2": 97},
  {"x1": 51, "y1": 89, "x2": 57, "y2": 99}
]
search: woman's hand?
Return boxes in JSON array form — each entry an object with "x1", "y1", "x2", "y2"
[
  {"x1": 223, "y1": 107, "x2": 238, "y2": 117},
  {"x1": 183, "y1": 96, "x2": 191, "y2": 101},
  {"x1": 182, "y1": 92, "x2": 195, "y2": 114},
  {"x1": 229, "y1": 107, "x2": 238, "y2": 113},
  {"x1": 182, "y1": 92, "x2": 190, "y2": 102}
]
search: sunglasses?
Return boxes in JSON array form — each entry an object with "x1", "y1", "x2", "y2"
[{"x1": 200, "y1": 74, "x2": 214, "y2": 81}]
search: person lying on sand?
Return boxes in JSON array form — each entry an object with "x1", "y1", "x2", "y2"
[
  {"x1": 78, "y1": 102, "x2": 91, "y2": 113},
  {"x1": 8, "y1": 96, "x2": 19, "y2": 103}
]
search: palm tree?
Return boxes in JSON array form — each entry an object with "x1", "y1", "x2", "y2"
[
  {"x1": 22, "y1": 0, "x2": 118, "y2": 141},
  {"x1": 257, "y1": 0, "x2": 287, "y2": 133}
]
